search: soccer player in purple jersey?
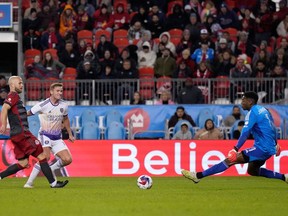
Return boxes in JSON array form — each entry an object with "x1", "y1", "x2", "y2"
[{"x1": 0, "y1": 76, "x2": 68, "y2": 188}]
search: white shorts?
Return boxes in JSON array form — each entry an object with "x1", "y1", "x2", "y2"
[{"x1": 39, "y1": 135, "x2": 69, "y2": 155}]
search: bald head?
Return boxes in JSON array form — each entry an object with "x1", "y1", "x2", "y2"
[{"x1": 8, "y1": 76, "x2": 23, "y2": 94}]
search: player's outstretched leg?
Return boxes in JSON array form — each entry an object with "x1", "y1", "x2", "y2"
[
  {"x1": 182, "y1": 161, "x2": 229, "y2": 183},
  {"x1": 0, "y1": 163, "x2": 25, "y2": 180},
  {"x1": 181, "y1": 170, "x2": 200, "y2": 183}
]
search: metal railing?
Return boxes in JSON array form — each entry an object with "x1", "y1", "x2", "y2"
[{"x1": 24, "y1": 77, "x2": 288, "y2": 105}]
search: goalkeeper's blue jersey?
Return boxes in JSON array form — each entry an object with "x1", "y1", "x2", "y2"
[{"x1": 235, "y1": 105, "x2": 277, "y2": 155}]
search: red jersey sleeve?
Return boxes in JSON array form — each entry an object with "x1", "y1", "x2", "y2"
[{"x1": 4, "y1": 92, "x2": 19, "y2": 107}]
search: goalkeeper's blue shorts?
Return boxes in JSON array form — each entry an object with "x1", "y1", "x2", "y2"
[{"x1": 242, "y1": 146, "x2": 273, "y2": 162}]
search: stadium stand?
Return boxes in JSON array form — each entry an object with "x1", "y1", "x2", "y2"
[
  {"x1": 105, "y1": 121, "x2": 126, "y2": 139},
  {"x1": 80, "y1": 121, "x2": 100, "y2": 140}
]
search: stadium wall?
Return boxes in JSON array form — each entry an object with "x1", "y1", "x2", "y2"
[{"x1": 0, "y1": 140, "x2": 287, "y2": 177}]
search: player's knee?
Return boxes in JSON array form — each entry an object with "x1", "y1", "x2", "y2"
[
  {"x1": 18, "y1": 159, "x2": 29, "y2": 168},
  {"x1": 247, "y1": 168, "x2": 259, "y2": 176},
  {"x1": 62, "y1": 156, "x2": 72, "y2": 166},
  {"x1": 224, "y1": 158, "x2": 234, "y2": 167}
]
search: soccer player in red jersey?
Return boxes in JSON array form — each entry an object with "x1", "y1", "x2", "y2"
[{"x1": 0, "y1": 76, "x2": 68, "y2": 188}]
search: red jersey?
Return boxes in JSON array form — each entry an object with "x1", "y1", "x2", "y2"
[{"x1": 4, "y1": 92, "x2": 29, "y2": 137}]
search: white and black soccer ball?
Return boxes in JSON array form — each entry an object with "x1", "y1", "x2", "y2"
[{"x1": 137, "y1": 175, "x2": 153, "y2": 189}]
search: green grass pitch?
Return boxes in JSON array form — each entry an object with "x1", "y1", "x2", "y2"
[{"x1": 0, "y1": 176, "x2": 287, "y2": 216}]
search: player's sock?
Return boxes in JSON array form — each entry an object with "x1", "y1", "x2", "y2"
[
  {"x1": 0, "y1": 163, "x2": 25, "y2": 179},
  {"x1": 259, "y1": 168, "x2": 284, "y2": 180},
  {"x1": 50, "y1": 158, "x2": 64, "y2": 172},
  {"x1": 39, "y1": 159, "x2": 56, "y2": 186},
  {"x1": 201, "y1": 161, "x2": 229, "y2": 178},
  {"x1": 25, "y1": 163, "x2": 41, "y2": 185}
]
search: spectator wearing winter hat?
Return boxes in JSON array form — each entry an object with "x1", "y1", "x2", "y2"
[
  {"x1": 235, "y1": 31, "x2": 255, "y2": 58},
  {"x1": 158, "y1": 31, "x2": 176, "y2": 56},
  {"x1": 76, "y1": 0, "x2": 95, "y2": 18},
  {"x1": 185, "y1": 13, "x2": 202, "y2": 42},
  {"x1": 37, "y1": 3, "x2": 59, "y2": 33},
  {"x1": 165, "y1": 3, "x2": 186, "y2": 30},
  {"x1": 92, "y1": 4, "x2": 114, "y2": 35},
  {"x1": 77, "y1": 49, "x2": 101, "y2": 75},
  {"x1": 176, "y1": 29, "x2": 193, "y2": 58},
  {"x1": 40, "y1": 22, "x2": 64, "y2": 51},
  {"x1": 75, "y1": 5, "x2": 90, "y2": 31},
  {"x1": 203, "y1": 15, "x2": 222, "y2": 39},
  {"x1": 148, "y1": 4, "x2": 166, "y2": 28},
  {"x1": 76, "y1": 59, "x2": 100, "y2": 105},
  {"x1": 215, "y1": 38, "x2": 232, "y2": 57},
  {"x1": 59, "y1": 4, "x2": 78, "y2": 38},
  {"x1": 112, "y1": 2, "x2": 130, "y2": 30},
  {"x1": 217, "y1": 3, "x2": 240, "y2": 29},
  {"x1": 137, "y1": 41, "x2": 157, "y2": 69},
  {"x1": 191, "y1": 40, "x2": 215, "y2": 64}
]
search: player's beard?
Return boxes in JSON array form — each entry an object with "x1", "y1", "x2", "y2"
[{"x1": 15, "y1": 87, "x2": 22, "y2": 94}]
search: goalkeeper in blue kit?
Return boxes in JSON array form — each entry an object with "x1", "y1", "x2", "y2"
[{"x1": 182, "y1": 91, "x2": 287, "y2": 184}]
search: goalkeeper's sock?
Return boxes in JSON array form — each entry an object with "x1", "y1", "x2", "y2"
[
  {"x1": 259, "y1": 168, "x2": 284, "y2": 180},
  {"x1": 201, "y1": 161, "x2": 229, "y2": 178}
]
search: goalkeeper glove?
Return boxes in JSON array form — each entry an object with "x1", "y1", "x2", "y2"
[{"x1": 227, "y1": 147, "x2": 238, "y2": 162}]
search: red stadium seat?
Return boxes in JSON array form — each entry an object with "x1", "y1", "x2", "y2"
[
  {"x1": 168, "y1": 28, "x2": 183, "y2": 39},
  {"x1": 64, "y1": 67, "x2": 77, "y2": 78},
  {"x1": 63, "y1": 89, "x2": 75, "y2": 101},
  {"x1": 63, "y1": 76, "x2": 77, "y2": 90},
  {"x1": 77, "y1": 30, "x2": 93, "y2": 44},
  {"x1": 43, "y1": 77, "x2": 59, "y2": 89},
  {"x1": 26, "y1": 77, "x2": 42, "y2": 100},
  {"x1": 24, "y1": 49, "x2": 41, "y2": 60},
  {"x1": 43, "y1": 48, "x2": 59, "y2": 60},
  {"x1": 95, "y1": 30, "x2": 111, "y2": 42},
  {"x1": 113, "y1": 38, "x2": 129, "y2": 53},
  {"x1": 113, "y1": 29, "x2": 128, "y2": 40}
]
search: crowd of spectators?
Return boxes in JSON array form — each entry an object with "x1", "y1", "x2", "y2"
[{"x1": 22, "y1": 0, "x2": 288, "y2": 104}]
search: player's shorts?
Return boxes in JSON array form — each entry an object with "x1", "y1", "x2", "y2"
[
  {"x1": 10, "y1": 131, "x2": 43, "y2": 160},
  {"x1": 39, "y1": 134, "x2": 69, "y2": 155},
  {"x1": 242, "y1": 146, "x2": 273, "y2": 162}
]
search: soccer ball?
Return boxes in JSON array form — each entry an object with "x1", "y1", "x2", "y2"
[{"x1": 137, "y1": 175, "x2": 153, "y2": 189}]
